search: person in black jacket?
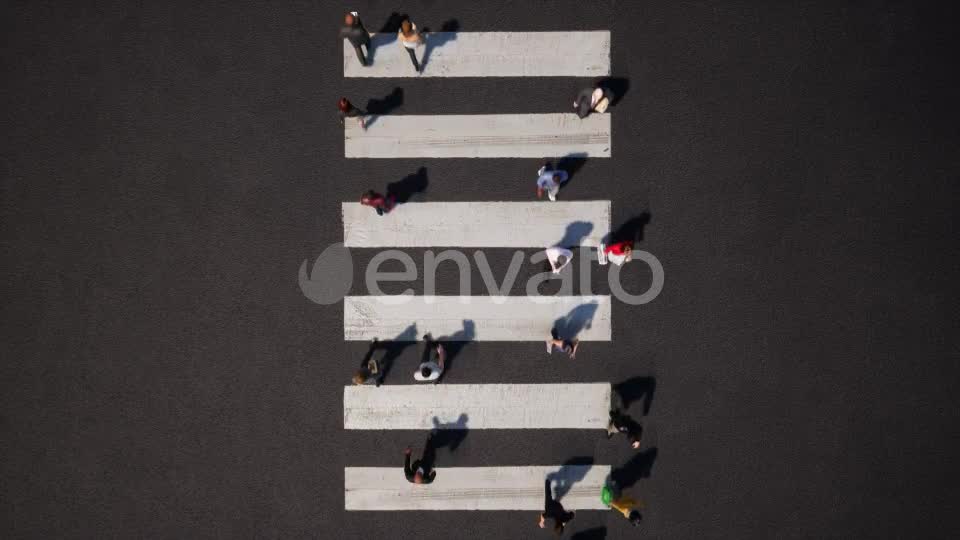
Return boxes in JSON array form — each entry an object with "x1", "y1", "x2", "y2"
[
  {"x1": 340, "y1": 11, "x2": 372, "y2": 66},
  {"x1": 538, "y1": 479, "x2": 575, "y2": 535},
  {"x1": 403, "y1": 440, "x2": 436, "y2": 484},
  {"x1": 573, "y1": 85, "x2": 613, "y2": 118}
]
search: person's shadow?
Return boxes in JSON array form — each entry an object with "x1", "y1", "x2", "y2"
[
  {"x1": 571, "y1": 527, "x2": 607, "y2": 540},
  {"x1": 374, "y1": 323, "x2": 418, "y2": 383},
  {"x1": 363, "y1": 87, "x2": 404, "y2": 129},
  {"x1": 377, "y1": 12, "x2": 407, "y2": 33},
  {"x1": 386, "y1": 166, "x2": 428, "y2": 204},
  {"x1": 608, "y1": 447, "x2": 658, "y2": 490},
  {"x1": 555, "y1": 221, "x2": 594, "y2": 248},
  {"x1": 420, "y1": 19, "x2": 460, "y2": 71},
  {"x1": 594, "y1": 77, "x2": 630, "y2": 106},
  {"x1": 612, "y1": 376, "x2": 656, "y2": 415},
  {"x1": 432, "y1": 320, "x2": 476, "y2": 382},
  {"x1": 429, "y1": 414, "x2": 469, "y2": 450},
  {"x1": 605, "y1": 212, "x2": 651, "y2": 246},
  {"x1": 548, "y1": 456, "x2": 595, "y2": 501},
  {"x1": 543, "y1": 152, "x2": 588, "y2": 184},
  {"x1": 552, "y1": 302, "x2": 599, "y2": 342}
]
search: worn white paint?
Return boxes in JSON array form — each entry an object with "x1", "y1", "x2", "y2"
[
  {"x1": 343, "y1": 201, "x2": 610, "y2": 248},
  {"x1": 343, "y1": 31, "x2": 610, "y2": 78},
  {"x1": 345, "y1": 114, "x2": 611, "y2": 158},
  {"x1": 343, "y1": 296, "x2": 611, "y2": 342},
  {"x1": 345, "y1": 465, "x2": 611, "y2": 510},
  {"x1": 344, "y1": 383, "x2": 612, "y2": 430}
]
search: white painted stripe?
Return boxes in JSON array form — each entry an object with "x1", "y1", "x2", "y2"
[
  {"x1": 344, "y1": 383, "x2": 611, "y2": 430},
  {"x1": 345, "y1": 465, "x2": 611, "y2": 510},
  {"x1": 344, "y1": 296, "x2": 611, "y2": 342},
  {"x1": 345, "y1": 114, "x2": 611, "y2": 158},
  {"x1": 343, "y1": 201, "x2": 610, "y2": 248},
  {"x1": 344, "y1": 31, "x2": 610, "y2": 78}
]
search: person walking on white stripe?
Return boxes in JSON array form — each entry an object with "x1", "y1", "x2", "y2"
[
  {"x1": 340, "y1": 11, "x2": 372, "y2": 67},
  {"x1": 398, "y1": 18, "x2": 425, "y2": 73},
  {"x1": 545, "y1": 247, "x2": 574, "y2": 274}
]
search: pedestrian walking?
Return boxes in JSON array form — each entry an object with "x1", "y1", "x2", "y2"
[
  {"x1": 352, "y1": 340, "x2": 383, "y2": 386},
  {"x1": 607, "y1": 410, "x2": 642, "y2": 449},
  {"x1": 536, "y1": 164, "x2": 570, "y2": 202},
  {"x1": 360, "y1": 190, "x2": 395, "y2": 216},
  {"x1": 415, "y1": 334, "x2": 445, "y2": 382},
  {"x1": 609, "y1": 494, "x2": 643, "y2": 526},
  {"x1": 545, "y1": 247, "x2": 573, "y2": 274},
  {"x1": 404, "y1": 444, "x2": 436, "y2": 484},
  {"x1": 340, "y1": 11, "x2": 372, "y2": 66},
  {"x1": 398, "y1": 18, "x2": 425, "y2": 72},
  {"x1": 598, "y1": 241, "x2": 633, "y2": 266},
  {"x1": 539, "y1": 479, "x2": 575, "y2": 535},
  {"x1": 338, "y1": 97, "x2": 366, "y2": 129},
  {"x1": 546, "y1": 334, "x2": 579, "y2": 359},
  {"x1": 574, "y1": 85, "x2": 613, "y2": 118}
]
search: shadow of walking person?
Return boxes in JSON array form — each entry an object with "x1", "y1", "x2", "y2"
[
  {"x1": 555, "y1": 221, "x2": 594, "y2": 248},
  {"x1": 378, "y1": 12, "x2": 407, "y2": 33},
  {"x1": 430, "y1": 414, "x2": 469, "y2": 450},
  {"x1": 606, "y1": 212, "x2": 651, "y2": 246},
  {"x1": 552, "y1": 302, "x2": 599, "y2": 343},
  {"x1": 548, "y1": 456, "x2": 595, "y2": 502},
  {"x1": 608, "y1": 447, "x2": 658, "y2": 490},
  {"x1": 612, "y1": 376, "x2": 657, "y2": 415},
  {"x1": 571, "y1": 527, "x2": 607, "y2": 540},
  {"x1": 386, "y1": 166, "x2": 429, "y2": 204},
  {"x1": 420, "y1": 19, "x2": 459, "y2": 71},
  {"x1": 363, "y1": 87, "x2": 404, "y2": 129},
  {"x1": 434, "y1": 319, "x2": 476, "y2": 382},
  {"x1": 594, "y1": 77, "x2": 630, "y2": 106},
  {"x1": 375, "y1": 323, "x2": 418, "y2": 383}
]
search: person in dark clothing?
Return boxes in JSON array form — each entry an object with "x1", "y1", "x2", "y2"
[
  {"x1": 607, "y1": 409, "x2": 642, "y2": 449},
  {"x1": 352, "y1": 339, "x2": 382, "y2": 386},
  {"x1": 340, "y1": 11, "x2": 372, "y2": 66},
  {"x1": 360, "y1": 190, "x2": 395, "y2": 216},
  {"x1": 338, "y1": 97, "x2": 366, "y2": 129},
  {"x1": 539, "y1": 479, "x2": 574, "y2": 535},
  {"x1": 403, "y1": 440, "x2": 436, "y2": 484},
  {"x1": 573, "y1": 85, "x2": 613, "y2": 118}
]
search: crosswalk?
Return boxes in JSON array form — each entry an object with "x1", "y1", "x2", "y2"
[
  {"x1": 338, "y1": 23, "x2": 623, "y2": 516},
  {"x1": 343, "y1": 31, "x2": 610, "y2": 78},
  {"x1": 344, "y1": 113, "x2": 611, "y2": 158},
  {"x1": 345, "y1": 465, "x2": 611, "y2": 510},
  {"x1": 344, "y1": 295, "x2": 611, "y2": 342},
  {"x1": 344, "y1": 383, "x2": 612, "y2": 430},
  {"x1": 343, "y1": 201, "x2": 610, "y2": 248}
]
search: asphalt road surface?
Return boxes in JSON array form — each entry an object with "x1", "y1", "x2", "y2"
[{"x1": 2, "y1": 1, "x2": 958, "y2": 539}]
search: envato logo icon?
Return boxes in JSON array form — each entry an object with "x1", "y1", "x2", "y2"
[{"x1": 299, "y1": 244, "x2": 664, "y2": 306}]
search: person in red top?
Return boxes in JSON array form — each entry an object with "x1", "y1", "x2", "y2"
[
  {"x1": 360, "y1": 190, "x2": 396, "y2": 216},
  {"x1": 599, "y1": 241, "x2": 633, "y2": 266}
]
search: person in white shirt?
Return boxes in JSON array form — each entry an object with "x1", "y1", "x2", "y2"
[
  {"x1": 536, "y1": 165, "x2": 570, "y2": 201},
  {"x1": 414, "y1": 335, "x2": 445, "y2": 382},
  {"x1": 545, "y1": 247, "x2": 574, "y2": 274},
  {"x1": 398, "y1": 19, "x2": 425, "y2": 72}
]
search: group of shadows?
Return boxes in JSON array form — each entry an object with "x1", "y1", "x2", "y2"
[{"x1": 402, "y1": 377, "x2": 657, "y2": 539}]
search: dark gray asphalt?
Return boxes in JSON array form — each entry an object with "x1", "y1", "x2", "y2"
[{"x1": 2, "y1": 1, "x2": 959, "y2": 539}]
